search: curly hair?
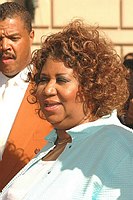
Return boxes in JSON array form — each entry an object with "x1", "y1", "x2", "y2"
[
  {"x1": 31, "y1": 19, "x2": 129, "y2": 118},
  {"x1": 0, "y1": 2, "x2": 32, "y2": 33}
]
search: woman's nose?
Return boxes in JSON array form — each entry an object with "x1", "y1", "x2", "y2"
[{"x1": 43, "y1": 81, "x2": 57, "y2": 96}]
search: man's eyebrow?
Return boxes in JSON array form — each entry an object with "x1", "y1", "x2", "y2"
[
  {"x1": 0, "y1": 34, "x2": 18, "y2": 39},
  {"x1": 8, "y1": 33, "x2": 20, "y2": 37}
]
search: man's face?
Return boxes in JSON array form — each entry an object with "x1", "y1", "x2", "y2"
[
  {"x1": 129, "y1": 69, "x2": 133, "y2": 99},
  {"x1": 0, "y1": 17, "x2": 34, "y2": 77}
]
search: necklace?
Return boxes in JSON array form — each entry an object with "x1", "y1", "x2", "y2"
[
  {"x1": 42, "y1": 137, "x2": 71, "y2": 161},
  {"x1": 55, "y1": 137, "x2": 72, "y2": 145}
]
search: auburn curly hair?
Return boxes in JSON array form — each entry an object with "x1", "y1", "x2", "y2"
[{"x1": 31, "y1": 19, "x2": 129, "y2": 119}]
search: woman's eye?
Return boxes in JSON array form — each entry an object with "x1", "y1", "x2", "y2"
[
  {"x1": 57, "y1": 78, "x2": 69, "y2": 83},
  {"x1": 38, "y1": 77, "x2": 49, "y2": 84}
]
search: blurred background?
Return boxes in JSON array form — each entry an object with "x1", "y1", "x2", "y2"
[{"x1": 2, "y1": 0, "x2": 133, "y2": 59}]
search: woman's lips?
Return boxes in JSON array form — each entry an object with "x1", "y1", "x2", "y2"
[{"x1": 43, "y1": 101, "x2": 61, "y2": 111}]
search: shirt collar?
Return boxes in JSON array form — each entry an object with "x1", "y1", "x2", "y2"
[
  {"x1": 0, "y1": 65, "x2": 32, "y2": 89},
  {"x1": 12, "y1": 66, "x2": 31, "y2": 87},
  {"x1": 0, "y1": 72, "x2": 9, "y2": 86},
  {"x1": 45, "y1": 110, "x2": 121, "y2": 143}
]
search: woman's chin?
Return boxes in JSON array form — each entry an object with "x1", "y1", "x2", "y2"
[
  {"x1": 47, "y1": 119, "x2": 67, "y2": 129},
  {"x1": 46, "y1": 117, "x2": 62, "y2": 127}
]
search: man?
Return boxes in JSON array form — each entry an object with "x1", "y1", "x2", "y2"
[
  {"x1": 118, "y1": 53, "x2": 133, "y2": 129},
  {"x1": 123, "y1": 53, "x2": 133, "y2": 128},
  {"x1": 0, "y1": 2, "x2": 52, "y2": 191}
]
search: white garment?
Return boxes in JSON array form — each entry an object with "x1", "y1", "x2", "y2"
[{"x1": 0, "y1": 67, "x2": 30, "y2": 160}]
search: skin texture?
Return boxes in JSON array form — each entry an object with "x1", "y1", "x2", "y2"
[
  {"x1": 36, "y1": 58, "x2": 90, "y2": 132},
  {"x1": 0, "y1": 17, "x2": 34, "y2": 77}
]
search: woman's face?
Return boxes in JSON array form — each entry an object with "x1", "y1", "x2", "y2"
[{"x1": 36, "y1": 58, "x2": 89, "y2": 130}]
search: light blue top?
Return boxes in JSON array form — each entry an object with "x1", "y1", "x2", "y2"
[{"x1": 1, "y1": 111, "x2": 133, "y2": 200}]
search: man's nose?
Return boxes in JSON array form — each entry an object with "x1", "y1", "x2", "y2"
[{"x1": 0, "y1": 38, "x2": 11, "y2": 51}]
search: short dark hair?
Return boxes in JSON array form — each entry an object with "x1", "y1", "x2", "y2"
[
  {"x1": 0, "y1": 2, "x2": 32, "y2": 33},
  {"x1": 124, "y1": 52, "x2": 133, "y2": 60},
  {"x1": 123, "y1": 53, "x2": 133, "y2": 70}
]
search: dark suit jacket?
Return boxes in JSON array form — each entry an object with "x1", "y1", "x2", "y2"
[{"x1": 0, "y1": 83, "x2": 53, "y2": 191}]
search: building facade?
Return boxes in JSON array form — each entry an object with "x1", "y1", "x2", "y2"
[{"x1": 3, "y1": 0, "x2": 133, "y2": 59}]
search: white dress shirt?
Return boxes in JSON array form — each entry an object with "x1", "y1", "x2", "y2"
[{"x1": 0, "y1": 67, "x2": 30, "y2": 160}]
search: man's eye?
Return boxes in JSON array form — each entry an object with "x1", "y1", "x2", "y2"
[
  {"x1": 11, "y1": 38, "x2": 19, "y2": 41},
  {"x1": 8, "y1": 36, "x2": 20, "y2": 41}
]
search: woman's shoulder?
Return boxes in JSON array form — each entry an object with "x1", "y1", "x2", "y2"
[{"x1": 102, "y1": 124, "x2": 133, "y2": 155}]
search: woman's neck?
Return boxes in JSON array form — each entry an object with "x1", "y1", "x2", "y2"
[
  {"x1": 54, "y1": 129, "x2": 71, "y2": 146},
  {"x1": 56, "y1": 129, "x2": 70, "y2": 139}
]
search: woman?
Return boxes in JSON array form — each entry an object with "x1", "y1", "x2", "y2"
[{"x1": 1, "y1": 19, "x2": 133, "y2": 200}]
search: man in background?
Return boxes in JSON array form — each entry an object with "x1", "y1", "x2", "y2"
[
  {"x1": 122, "y1": 53, "x2": 133, "y2": 128},
  {"x1": 0, "y1": 2, "x2": 52, "y2": 191},
  {"x1": 118, "y1": 53, "x2": 133, "y2": 129}
]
